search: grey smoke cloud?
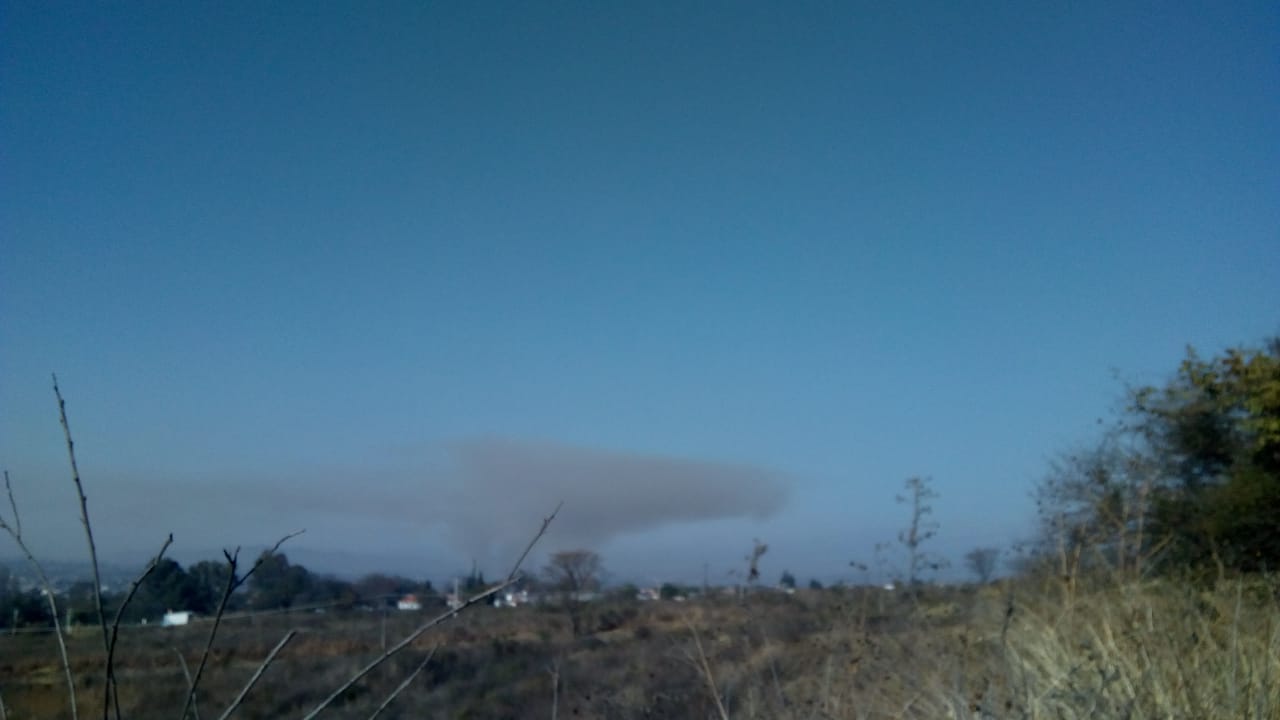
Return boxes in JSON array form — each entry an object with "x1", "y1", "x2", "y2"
[
  {"x1": 14, "y1": 438, "x2": 788, "y2": 575},
  {"x1": 429, "y1": 438, "x2": 788, "y2": 558}
]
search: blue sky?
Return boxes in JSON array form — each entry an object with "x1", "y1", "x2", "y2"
[{"x1": 2, "y1": 2, "x2": 1277, "y2": 585}]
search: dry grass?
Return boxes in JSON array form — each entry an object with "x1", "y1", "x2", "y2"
[
  {"x1": 991, "y1": 578, "x2": 1280, "y2": 719},
  {"x1": 3, "y1": 576, "x2": 1276, "y2": 719},
  {"x1": 758, "y1": 577, "x2": 1280, "y2": 720}
]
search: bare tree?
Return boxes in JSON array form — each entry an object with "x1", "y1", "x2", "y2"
[
  {"x1": 1035, "y1": 437, "x2": 1164, "y2": 588},
  {"x1": 964, "y1": 547, "x2": 1000, "y2": 584},
  {"x1": 543, "y1": 550, "x2": 603, "y2": 595},
  {"x1": 897, "y1": 476, "x2": 946, "y2": 594},
  {"x1": 543, "y1": 550, "x2": 603, "y2": 636}
]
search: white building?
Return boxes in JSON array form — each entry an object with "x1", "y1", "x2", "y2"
[
  {"x1": 162, "y1": 611, "x2": 193, "y2": 627},
  {"x1": 493, "y1": 590, "x2": 531, "y2": 608}
]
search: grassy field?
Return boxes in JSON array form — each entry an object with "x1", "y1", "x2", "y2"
[{"x1": 2, "y1": 575, "x2": 1277, "y2": 719}]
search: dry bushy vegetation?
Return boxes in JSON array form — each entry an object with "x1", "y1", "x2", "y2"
[{"x1": 3, "y1": 573, "x2": 1277, "y2": 719}]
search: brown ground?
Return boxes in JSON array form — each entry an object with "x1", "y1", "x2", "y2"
[{"x1": 2, "y1": 578, "x2": 1276, "y2": 719}]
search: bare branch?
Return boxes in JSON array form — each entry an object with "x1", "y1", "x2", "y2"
[
  {"x1": 179, "y1": 531, "x2": 302, "y2": 720},
  {"x1": 240, "y1": 530, "x2": 306, "y2": 585},
  {"x1": 684, "y1": 616, "x2": 729, "y2": 720},
  {"x1": 303, "y1": 505, "x2": 559, "y2": 719},
  {"x1": 173, "y1": 649, "x2": 199, "y2": 720},
  {"x1": 366, "y1": 646, "x2": 437, "y2": 720},
  {"x1": 506, "y1": 501, "x2": 562, "y2": 581},
  {"x1": 303, "y1": 578, "x2": 517, "y2": 719},
  {"x1": 214, "y1": 630, "x2": 297, "y2": 720},
  {"x1": 3, "y1": 470, "x2": 20, "y2": 538},
  {"x1": 52, "y1": 375, "x2": 110, "y2": 663},
  {"x1": 547, "y1": 658, "x2": 561, "y2": 720},
  {"x1": 0, "y1": 472, "x2": 78, "y2": 720},
  {"x1": 104, "y1": 534, "x2": 174, "y2": 720},
  {"x1": 240, "y1": 530, "x2": 302, "y2": 579},
  {"x1": 180, "y1": 547, "x2": 241, "y2": 720}
]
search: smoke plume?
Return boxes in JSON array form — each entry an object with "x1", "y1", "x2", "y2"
[{"x1": 431, "y1": 438, "x2": 788, "y2": 559}]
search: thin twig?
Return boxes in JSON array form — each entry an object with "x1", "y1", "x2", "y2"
[
  {"x1": 3, "y1": 471, "x2": 20, "y2": 538},
  {"x1": 104, "y1": 534, "x2": 174, "y2": 719},
  {"x1": 174, "y1": 649, "x2": 200, "y2": 720},
  {"x1": 303, "y1": 578, "x2": 517, "y2": 719},
  {"x1": 179, "y1": 531, "x2": 303, "y2": 720},
  {"x1": 734, "y1": 570, "x2": 793, "y2": 718},
  {"x1": 0, "y1": 471, "x2": 78, "y2": 720},
  {"x1": 685, "y1": 616, "x2": 730, "y2": 720},
  {"x1": 366, "y1": 646, "x2": 437, "y2": 720},
  {"x1": 758, "y1": 624, "x2": 791, "y2": 716},
  {"x1": 302, "y1": 504, "x2": 560, "y2": 720},
  {"x1": 548, "y1": 658, "x2": 561, "y2": 720},
  {"x1": 215, "y1": 630, "x2": 296, "y2": 720},
  {"x1": 52, "y1": 376, "x2": 111, "y2": 668},
  {"x1": 180, "y1": 550, "x2": 238, "y2": 720},
  {"x1": 507, "y1": 501, "x2": 562, "y2": 580}
]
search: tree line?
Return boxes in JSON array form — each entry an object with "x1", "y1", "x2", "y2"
[{"x1": 1, "y1": 552, "x2": 442, "y2": 629}]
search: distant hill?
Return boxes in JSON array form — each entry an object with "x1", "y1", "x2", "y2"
[
  {"x1": 6, "y1": 545, "x2": 472, "y2": 587},
  {"x1": 0, "y1": 556, "x2": 141, "y2": 592}
]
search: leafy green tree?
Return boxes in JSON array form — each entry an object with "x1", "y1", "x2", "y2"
[
  {"x1": 460, "y1": 564, "x2": 488, "y2": 594},
  {"x1": 248, "y1": 552, "x2": 313, "y2": 610},
  {"x1": 297, "y1": 575, "x2": 358, "y2": 608},
  {"x1": 66, "y1": 580, "x2": 99, "y2": 625},
  {"x1": 0, "y1": 566, "x2": 48, "y2": 628},
  {"x1": 1033, "y1": 339, "x2": 1280, "y2": 581},
  {"x1": 187, "y1": 559, "x2": 232, "y2": 613},
  {"x1": 125, "y1": 558, "x2": 203, "y2": 621},
  {"x1": 778, "y1": 570, "x2": 796, "y2": 589},
  {"x1": 354, "y1": 573, "x2": 433, "y2": 606},
  {"x1": 1134, "y1": 340, "x2": 1280, "y2": 574},
  {"x1": 0, "y1": 564, "x2": 34, "y2": 627}
]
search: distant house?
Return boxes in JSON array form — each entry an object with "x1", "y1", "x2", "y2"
[
  {"x1": 636, "y1": 587, "x2": 660, "y2": 602},
  {"x1": 493, "y1": 590, "x2": 531, "y2": 608},
  {"x1": 162, "y1": 611, "x2": 193, "y2": 627},
  {"x1": 396, "y1": 594, "x2": 422, "y2": 611}
]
